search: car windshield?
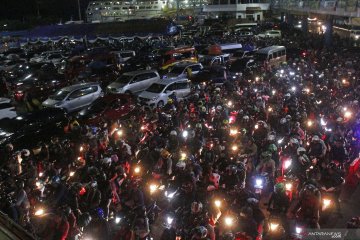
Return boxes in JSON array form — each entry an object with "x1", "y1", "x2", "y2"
[
  {"x1": 87, "y1": 98, "x2": 107, "y2": 113},
  {"x1": 146, "y1": 83, "x2": 166, "y2": 93},
  {"x1": 50, "y1": 90, "x2": 70, "y2": 101},
  {"x1": 116, "y1": 74, "x2": 133, "y2": 84},
  {"x1": 170, "y1": 66, "x2": 185, "y2": 74},
  {"x1": 0, "y1": 117, "x2": 26, "y2": 135}
]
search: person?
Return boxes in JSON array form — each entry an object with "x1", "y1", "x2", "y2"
[
  {"x1": 329, "y1": 138, "x2": 347, "y2": 166},
  {"x1": 308, "y1": 135, "x2": 327, "y2": 167},
  {"x1": 256, "y1": 151, "x2": 276, "y2": 179},
  {"x1": 289, "y1": 183, "x2": 321, "y2": 229},
  {"x1": 14, "y1": 181, "x2": 30, "y2": 226},
  {"x1": 320, "y1": 162, "x2": 344, "y2": 216},
  {"x1": 81, "y1": 180, "x2": 101, "y2": 211}
]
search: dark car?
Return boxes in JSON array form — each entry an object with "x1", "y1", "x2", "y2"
[
  {"x1": 0, "y1": 108, "x2": 67, "y2": 148},
  {"x1": 229, "y1": 57, "x2": 258, "y2": 76},
  {"x1": 190, "y1": 66, "x2": 229, "y2": 86},
  {"x1": 12, "y1": 64, "x2": 67, "y2": 102},
  {"x1": 78, "y1": 94, "x2": 136, "y2": 125}
]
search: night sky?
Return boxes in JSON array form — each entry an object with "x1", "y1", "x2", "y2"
[{"x1": 0, "y1": 0, "x2": 91, "y2": 21}]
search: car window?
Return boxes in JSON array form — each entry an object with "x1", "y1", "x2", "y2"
[
  {"x1": 68, "y1": 89, "x2": 83, "y2": 100},
  {"x1": 0, "y1": 103, "x2": 13, "y2": 109},
  {"x1": 190, "y1": 65, "x2": 202, "y2": 71},
  {"x1": 176, "y1": 82, "x2": 188, "y2": 90},
  {"x1": 133, "y1": 74, "x2": 147, "y2": 82},
  {"x1": 165, "y1": 83, "x2": 176, "y2": 91}
]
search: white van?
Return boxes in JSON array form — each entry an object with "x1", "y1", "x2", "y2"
[
  {"x1": 255, "y1": 46, "x2": 286, "y2": 69},
  {"x1": 107, "y1": 70, "x2": 160, "y2": 94},
  {"x1": 350, "y1": 30, "x2": 360, "y2": 40}
]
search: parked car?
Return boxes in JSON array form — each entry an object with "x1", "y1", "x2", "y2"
[
  {"x1": 190, "y1": 66, "x2": 229, "y2": 86},
  {"x1": 42, "y1": 82, "x2": 103, "y2": 112},
  {"x1": 107, "y1": 70, "x2": 160, "y2": 94},
  {"x1": 229, "y1": 57, "x2": 258, "y2": 77},
  {"x1": 0, "y1": 108, "x2": 67, "y2": 148},
  {"x1": 138, "y1": 78, "x2": 192, "y2": 108},
  {"x1": 0, "y1": 98, "x2": 17, "y2": 120},
  {"x1": 162, "y1": 62, "x2": 203, "y2": 80},
  {"x1": 78, "y1": 94, "x2": 136, "y2": 125},
  {"x1": 257, "y1": 30, "x2": 282, "y2": 38}
]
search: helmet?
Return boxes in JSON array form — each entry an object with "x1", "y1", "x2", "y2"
[
  {"x1": 327, "y1": 162, "x2": 338, "y2": 171},
  {"x1": 243, "y1": 115, "x2": 249, "y2": 121},
  {"x1": 302, "y1": 184, "x2": 319, "y2": 195},
  {"x1": 191, "y1": 226, "x2": 208, "y2": 239},
  {"x1": 170, "y1": 130, "x2": 177, "y2": 136},
  {"x1": 5, "y1": 143, "x2": 13, "y2": 151},
  {"x1": 90, "y1": 181, "x2": 98, "y2": 188},
  {"x1": 95, "y1": 207, "x2": 105, "y2": 219},
  {"x1": 261, "y1": 151, "x2": 271, "y2": 158},
  {"x1": 176, "y1": 161, "x2": 186, "y2": 170},
  {"x1": 240, "y1": 206, "x2": 253, "y2": 217},
  {"x1": 285, "y1": 115, "x2": 292, "y2": 120},
  {"x1": 290, "y1": 138, "x2": 299, "y2": 145},
  {"x1": 21, "y1": 149, "x2": 30, "y2": 157},
  {"x1": 195, "y1": 123, "x2": 202, "y2": 129},
  {"x1": 167, "y1": 98, "x2": 173, "y2": 104},
  {"x1": 191, "y1": 201, "x2": 203, "y2": 214},
  {"x1": 280, "y1": 118, "x2": 287, "y2": 124},
  {"x1": 268, "y1": 144, "x2": 277, "y2": 153},
  {"x1": 297, "y1": 147, "x2": 306, "y2": 155},
  {"x1": 215, "y1": 87, "x2": 221, "y2": 92},
  {"x1": 78, "y1": 212, "x2": 92, "y2": 228},
  {"x1": 160, "y1": 149, "x2": 171, "y2": 159},
  {"x1": 216, "y1": 105, "x2": 222, "y2": 111},
  {"x1": 51, "y1": 176, "x2": 61, "y2": 185},
  {"x1": 101, "y1": 157, "x2": 112, "y2": 166},
  {"x1": 336, "y1": 117, "x2": 343, "y2": 122},
  {"x1": 111, "y1": 154, "x2": 119, "y2": 163},
  {"x1": 274, "y1": 183, "x2": 285, "y2": 194},
  {"x1": 201, "y1": 106, "x2": 207, "y2": 113},
  {"x1": 247, "y1": 198, "x2": 259, "y2": 206},
  {"x1": 312, "y1": 135, "x2": 320, "y2": 141},
  {"x1": 267, "y1": 134, "x2": 275, "y2": 141},
  {"x1": 295, "y1": 122, "x2": 300, "y2": 127}
]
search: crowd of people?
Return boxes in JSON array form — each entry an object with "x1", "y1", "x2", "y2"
[{"x1": 1, "y1": 25, "x2": 360, "y2": 240}]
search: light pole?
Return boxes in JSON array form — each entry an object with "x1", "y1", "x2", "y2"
[{"x1": 77, "y1": 0, "x2": 82, "y2": 21}]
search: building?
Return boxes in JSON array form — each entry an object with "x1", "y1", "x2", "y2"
[
  {"x1": 86, "y1": 0, "x2": 209, "y2": 23},
  {"x1": 202, "y1": 0, "x2": 271, "y2": 21}
]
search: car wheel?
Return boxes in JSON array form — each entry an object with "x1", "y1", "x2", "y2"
[{"x1": 157, "y1": 101, "x2": 164, "y2": 108}]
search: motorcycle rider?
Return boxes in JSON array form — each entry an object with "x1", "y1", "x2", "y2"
[
  {"x1": 320, "y1": 162, "x2": 344, "y2": 216},
  {"x1": 289, "y1": 183, "x2": 321, "y2": 229},
  {"x1": 14, "y1": 180, "x2": 30, "y2": 226},
  {"x1": 308, "y1": 135, "x2": 327, "y2": 168},
  {"x1": 256, "y1": 151, "x2": 276, "y2": 180}
]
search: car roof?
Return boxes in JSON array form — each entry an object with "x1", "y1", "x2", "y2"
[
  {"x1": 172, "y1": 62, "x2": 201, "y2": 68},
  {"x1": 123, "y1": 69, "x2": 158, "y2": 76},
  {"x1": 62, "y1": 82, "x2": 99, "y2": 91},
  {"x1": 155, "y1": 78, "x2": 190, "y2": 85}
]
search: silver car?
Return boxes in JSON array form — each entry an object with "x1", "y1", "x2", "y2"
[
  {"x1": 42, "y1": 82, "x2": 103, "y2": 112},
  {"x1": 107, "y1": 70, "x2": 160, "y2": 94},
  {"x1": 162, "y1": 62, "x2": 203, "y2": 80}
]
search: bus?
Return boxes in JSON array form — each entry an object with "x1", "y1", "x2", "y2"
[
  {"x1": 255, "y1": 46, "x2": 286, "y2": 69},
  {"x1": 159, "y1": 46, "x2": 197, "y2": 70}
]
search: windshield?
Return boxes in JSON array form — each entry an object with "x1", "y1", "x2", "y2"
[
  {"x1": 87, "y1": 97, "x2": 107, "y2": 113},
  {"x1": 50, "y1": 90, "x2": 70, "y2": 101},
  {"x1": 170, "y1": 66, "x2": 185, "y2": 74},
  {"x1": 146, "y1": 83, "x2": 166, "y2": 93},
  {"x1": 255, "y1": 53, "x2": 268, "y2": 62},
  {"x1": 116, "y1": 74, "x2": 133, "y2": 84}
]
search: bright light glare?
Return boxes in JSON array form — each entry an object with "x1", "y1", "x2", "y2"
[
  {"x1": 214, "y1": 200, "x2": 221, "y2": 208},
  {"x1": 285, "y1": 183, "x2": 292, "y2": 191},
  {"x1": 167, "y1": 217, "x2": 174, "y2": 225},
  {"x1": 344, "y1": 111, "x2": 352, "y2": 118},
  {"x1": 149, "y1": 184, "x2": 158, "y2": 193},
  {"x1": 270, "y1": 223, "x2": 279, "y2": 231},
  {"x1": 231, "y1": 145, "x2": 238, "y2": 151},
  {"x1": 134, "y1": 166, "x2": 140, "y2": 174},
  {"x1": 117, "y1": 130, "x2": 123, "y2": 136},
  {"x1": 182, "y1": 130, "x2": 188, "y2": 138},
  {"x1": 69, "y1": 171, "x2": 75, "y2": 177},
  {"x1": 115, "y1": 217, "x2": 121, "y2": 224},
  {"x1": 35, "y1": 208, "x2": 44, "y2": 216},
  {"x1": 255, "y1": 178, "x2": 263, "y2": 187},
  {"x1": 296, "y1": 227, "x2": 303, "y2": 234},
  {"x1": 284, "y1": 160, "x2": 292, "y2": 169},
  {"x1": 225, "y1": 216, "x2": 233, "y2": 226},
  {"x1": 323, "y1": 199, "x2": 331, "y2": 208}
]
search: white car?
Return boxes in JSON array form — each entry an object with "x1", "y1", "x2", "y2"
[
  {"x1": 162, "y1": 62, "x2": 203, "y2": 80},
  {"x1": 138, "y1": 78, "x2": 192, "y2": 108},
  {"x1": 0, "y1": 98, "x2": 17, "y2": 120},
  {"x1": 350, "y1": 30, "x2": 360, "y2": 41},
  {"x1": 257, "y1": 30, "x2": 282, "y2": 38}
]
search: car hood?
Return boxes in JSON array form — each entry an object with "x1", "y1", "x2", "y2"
[
  {"x1": 108, "y1": 82, "x2": 125, "y2": 89},
  {"x1": 42, "y1": 98, "x2": 61, "y2": 107}
]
